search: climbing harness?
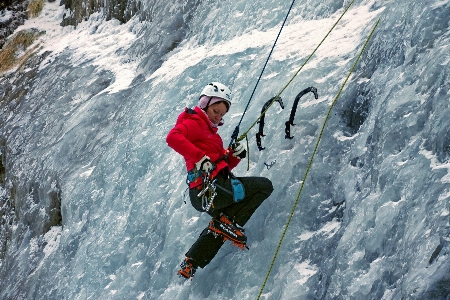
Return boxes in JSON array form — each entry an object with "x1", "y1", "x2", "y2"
[
  {"x1": 285, "y1": 87, "x2": 318, "y2": 139},
  {"x1": 230, "y1": 0, "x2": 297, "y2": 147},
  {"x1": 187, "y1": 157, "x2": 246, "y2": 211},
  {"x1": 197, "y1": 173, "x2": 217, "y2": 212},
  {"x1": 256, "y1": 96, "x2": 284, "y2": 151},
  {"x1": 186, "y1": 165, "x2": 218, "y2": 212},
  {"x1": 186, "y1": 168, "x2": 203, "y2": 185},
  {"x1": 256, "y1": 16, "x2": 382, "y2": 300}
]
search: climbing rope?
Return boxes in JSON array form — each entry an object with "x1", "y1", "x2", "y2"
[
  {"x1": 256, "y1": 17, "x2": 381, "y2": 300},
  {"x1": 230, "y1": 0, "x2": 297, "y2": 147},
  {"x1": 235, "y1": 0, "x2": 356, "y2": 145}
]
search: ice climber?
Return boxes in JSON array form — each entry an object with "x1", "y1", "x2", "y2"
[{"x1": 166, "y1": 82, "x2": 274, "y2": 279}]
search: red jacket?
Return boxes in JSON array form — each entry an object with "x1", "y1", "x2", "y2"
[{"x1": 166, "y1": 106, "x2": 241, "y2": 187}]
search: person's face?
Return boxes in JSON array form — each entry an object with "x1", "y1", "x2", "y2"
[{"x1": 205, "y1": 102, "x2": 228, "y2": 124}]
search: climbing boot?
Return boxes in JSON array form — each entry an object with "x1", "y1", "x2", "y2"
[
  {"x1": 177, "y1": 257, "x2": 197, "y2": 279},
  {"x1": 208, "y1": 214, "x2": 248, "y2": 250}
]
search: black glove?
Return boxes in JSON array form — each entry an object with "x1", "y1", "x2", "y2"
[{"x1": 231, "y1": 143, "x2": 247, "y2": 159}]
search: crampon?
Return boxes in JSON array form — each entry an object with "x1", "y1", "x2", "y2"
[
  {"x1": 208, "y1": 214, "x2": 248, "y2": 250},
  {"x1": 177, "y1": 257, "x2": 197, "y2": 279}
]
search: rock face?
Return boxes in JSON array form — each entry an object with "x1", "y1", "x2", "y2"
[
  {"x1": 1, "y1": 0, "x2": 140, "y2": 47},
  {"x1": 60, "y1": 0, "x2": 141, "y2": 27},
  {"x1": 0, "y1": 0, "x2": 29, "y2": 49}
]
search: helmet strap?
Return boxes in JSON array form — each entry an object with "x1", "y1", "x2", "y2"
[{"x1": 203, "y1": 97, "x2": 213, "y2": 111}]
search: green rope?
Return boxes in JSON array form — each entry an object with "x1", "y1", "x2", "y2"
[
  {"x1": 236, "y1": 0, "x2": 356, "y2": 144},
  {"x1": 256, "y1": 17, "x2": 381, "y2": 300},
  {"x1": 246, "y1": 135, "x2": 250, "y2": 171}
]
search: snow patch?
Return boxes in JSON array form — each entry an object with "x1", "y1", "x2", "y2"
[
  {"x1": 149, "y1": 5, "x2": 383, "y2": 85},
  {"x1": 298, "y1": 219, "x2": 341, "y2": 241},
  {"x1": 419, "y1": 146, "x2": 450, "y2": 183},
  {"x1": 0, "y1": 9, "x2": 13, "y2": 22},
  {"x1": 80, "y1": 166, "x2": 96, "y2": 178},
  {"x1": 43, "y1": 226, "x2": 62, "y2": 259},
  {"x1": 293, "y1": 260, "x2": 318, "y2": 285},
  {"x1": 17, "y1": 1, "x2": 139, "y2": 94}
]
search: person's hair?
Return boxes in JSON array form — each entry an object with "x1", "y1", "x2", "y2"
[
  {"x1": 211, "y1": 100, "x2": 230, "y2": 111},
  {"x1": 200, "y1": 96, "x2": 230, "y2": 112}
]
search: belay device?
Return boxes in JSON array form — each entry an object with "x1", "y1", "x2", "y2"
[{"x1": 285, "y1": 87, "x2": 318, "y2": 139}]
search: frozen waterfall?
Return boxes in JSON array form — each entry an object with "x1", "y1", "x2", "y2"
[{"x1": 0, "y1": 0, "x2": 449, "y2": 299}]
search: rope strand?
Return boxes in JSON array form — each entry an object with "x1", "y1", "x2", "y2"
[
  {"x1": 236, "y1": 0, "x2": 356, "y2": 144},
  {"x1": 230, "y1": 0, "x2": 297, "y2": 147},
  {"x1": 256, "y1": 16, "x2": 381, "y2": 300}
]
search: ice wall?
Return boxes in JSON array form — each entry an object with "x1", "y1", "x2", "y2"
[{"x1": 0, "y1": 0, "x2": 449, "y2": 299}]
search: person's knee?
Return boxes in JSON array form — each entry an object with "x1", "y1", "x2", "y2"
[{"x1": 262, "y1": 177, "x2": 274, "y2": 194}]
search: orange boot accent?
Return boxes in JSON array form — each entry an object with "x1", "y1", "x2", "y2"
[
  {"x1": 177, "y1": 257, "x2": 197, "y2": 279},
  {"x1": 208, "y1": 214, "x2": 248, "y2": 250}
]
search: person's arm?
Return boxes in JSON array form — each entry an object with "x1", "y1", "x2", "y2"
[
  {"x1": 166, "y1": 119, "x2": 205, "y2": 164},
  {"x1": 227, "y1": 142, "x2": 246, "y2": 170}
]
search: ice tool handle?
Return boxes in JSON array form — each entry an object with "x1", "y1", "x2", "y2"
[
  {"x1": 285, "y1": 86, "x2": 319, "y2": 139},
  {"x1": 256, "y1": 96, "x2": 285, "y2": 151}
]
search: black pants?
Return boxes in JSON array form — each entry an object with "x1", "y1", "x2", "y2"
[{"x1": 185, "y1": 175, "x2": 273, "y2": 268}]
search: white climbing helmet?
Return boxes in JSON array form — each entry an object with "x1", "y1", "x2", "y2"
[{"x1": 200, "y1": 82, "x2": 232, "y2": 107}]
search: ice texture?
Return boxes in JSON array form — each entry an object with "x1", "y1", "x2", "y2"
[{"x1": 0, "y1": 0, "x2": 449, "y2": 299}]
